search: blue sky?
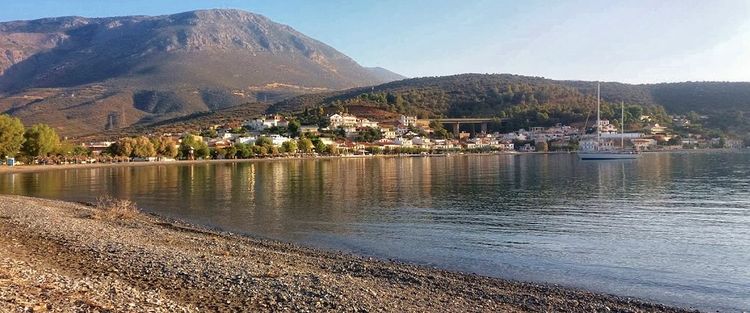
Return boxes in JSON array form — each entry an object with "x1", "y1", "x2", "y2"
[{"x1": 2, "y1": 0, "x2": 749, "y2": 83}]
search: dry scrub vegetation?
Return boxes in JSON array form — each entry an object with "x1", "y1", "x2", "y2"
[{"x1": 92, "y1": 195, "x2": 140, "y2": 220}]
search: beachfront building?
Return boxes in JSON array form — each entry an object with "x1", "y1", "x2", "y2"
[
  {"x1": 431, "y1": 139, "x2": 452, "y2": 150},
  {"x1": 518, "y1": 143, "x2": 536, "y2": 152},
  {"x1": 466, "y1": 137, "x2": 491, "y2": 150},
  {"x1": 393, "y1": 137, "x2": 414, "y2": 147},
  {"x1": 682, "y1": 138, "x2": 700, "y2": 146},
  {"x1": 411, "y1": 137, "x2": 431, "y2": 149},
  {"x1": 579, "y1": 136, "x2": 616, "y2": 151},
  {"x1": 495, "y1": 140, "x2": 514, "y2": 151},
  {"x1": 631, "y1": 138, "x2": 658, "y2": 150},
  {"x1": 599, "y1": 132, "x2": 642, "y2": 142},
  {"x1": 233, "y1": 134, "x2": 292, "y2": 147},
  {"x1": 83, "y1": 141, "x2": 115, "y2": 155},
  {"x1": 726, "y1": 139, "x2": 746, "y2": 149}
]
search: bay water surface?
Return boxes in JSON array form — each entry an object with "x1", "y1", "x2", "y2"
[{"x1": 1, "y1": 151, "x2": 748, "y2": 311}]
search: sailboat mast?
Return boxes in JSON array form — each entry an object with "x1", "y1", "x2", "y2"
[
  {"x1": 596, "y1": 83, "x2": 601, "y2": 151},
  {"x1": 621, "y1": 101, "x2": 625, "y2": 148}
]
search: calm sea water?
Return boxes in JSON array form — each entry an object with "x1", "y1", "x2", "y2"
[{"x1": 1, "y1": 152, "x2": 748, "y2": 311}]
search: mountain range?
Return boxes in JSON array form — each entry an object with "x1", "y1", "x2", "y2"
[
  {"x1": 0, "y1": 9, "x2": 404, "y2": 136},
  {"x1": 1, "y1": 9, "x2": 748, "y2": 139}
]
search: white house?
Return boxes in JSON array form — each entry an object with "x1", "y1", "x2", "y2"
[
  {"x1": 83, "y1": 141, "x2": 115, "y2": 155},
  {"x1": 244, "y1": 115, "x2": 289, "y2": 131},
  {"x1": 597, "y1": 120, "x2": 619, "y2": 134},
  {"x1": 495, "y1": 141, "x2": 514, "y2": 151},
  {"x1": 269, "y1": 134, "x2": 292, "y2": 146},
  {"x1": 235, "y1": 136, "x2": 257, "y2": 145},
  {"x1": 632, "y1": 138, "x2": 657, "y2": 150},
  {"x1": 433, "y1": 139, "x2": 456, "y2": 150},
  {"x1": 329, "y1": 113, "x2": 359, "y2": 128},
  {"x1": 399, "y1": 115, "x2": 418, "y2": 127},
  {"x1": 319, "y1": 137, "x2": 335, "y2": 146},
  {"x1": 329, "y1": 113, "x2": 379, "y2": 129},
  {"x1": 219, "y1": 131, "x2": 238, "y2": 140},
  {"x1": 381, "y1": 127, "x2": 397, "y2": 139},
  {"x1": 579, "y1": 137, "x2": 616, "y2": 151},
  {"x1": 502, "y1": 131, "x2": 528, "y2": 141},
  {"x1": 393, "y1": 137, "x2": 413, "y2": 147},
  {"x1": 519, "y1": 144, "x2": 536, "y2": 152},
  {"x1": 395, "y1": 125, "x2": 410, "y2": 136},
  {"x1": 362, "y1": 121, "x2": 379, "y2": 128},
  {"x1": 412, "y1": 137, "x2": 432, "y2": 148}
]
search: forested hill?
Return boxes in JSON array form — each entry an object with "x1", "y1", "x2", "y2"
[
  {"x1": 567, "y1": 80, "x2": 750, "y2": 114},
  {"x1": 553, "y1": 80, "x2": 750, "y2": 132},
  {"x1": 270, "y1": 74, "x2": 593, "y2": 118},
  {"x1": 268, "y1": 74, "x2": 750, "y2": 133}
]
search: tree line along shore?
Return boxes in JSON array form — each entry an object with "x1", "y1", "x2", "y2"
[
  {"x1": 3, "y1": 109, "x2": 747, "y2": 169},
  {"x1": 0, "y1": 113, "x2": 506, "y2": 167},
  {"x1": 0, "y1": 116, "x2": 524, "y2": 169}
]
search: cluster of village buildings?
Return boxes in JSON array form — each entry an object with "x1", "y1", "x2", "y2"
[{"x1": 82, "y1": 112, "x2": 745, "y2": 157}]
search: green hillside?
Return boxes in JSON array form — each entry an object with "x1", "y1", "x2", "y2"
[
  {"x1": 269, "y1": 74, "x2": 750, "y2": 134},
  {"x1": 93, "y1": 74, "x2": 750, "y2": 139},
  {"x1": 269, "y1": 74, "x2": 667, "y2": 132}
]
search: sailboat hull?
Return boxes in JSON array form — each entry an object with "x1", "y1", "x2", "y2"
[{"x1": 578, "y1": 152, "x2": 640, "y2": 160}]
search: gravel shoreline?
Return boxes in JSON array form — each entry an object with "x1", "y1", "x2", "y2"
[{"x1": 0, "y1": 195, "x2": 701, "y2": 312}]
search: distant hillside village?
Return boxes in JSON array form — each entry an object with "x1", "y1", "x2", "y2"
[
  {"x1": 79, "y1": 112, "x2": 747, "y2": 162},
  {"x1": 0, "y1": 110, "x2": 747, "y2": 166}
]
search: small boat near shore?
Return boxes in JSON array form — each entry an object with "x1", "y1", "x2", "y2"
[{"x1": 578, "y1": 83, "x2": 640, "y2": 161}]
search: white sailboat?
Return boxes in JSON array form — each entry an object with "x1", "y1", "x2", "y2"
[{"x1": 578, "y1": 83, "x2": 640, "y2": 160}]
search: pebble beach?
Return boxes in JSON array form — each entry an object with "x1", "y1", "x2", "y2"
[{"x1": 0, "y1": 195, "x2": 700, "y2": 312}]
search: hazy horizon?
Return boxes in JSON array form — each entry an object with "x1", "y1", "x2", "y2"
[{"x1": 2, "y1": 0, "x2": 749, "y2": 84}]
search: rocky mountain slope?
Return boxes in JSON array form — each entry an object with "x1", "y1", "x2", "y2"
[{"x1": 0, "y1": 9, "x2": 401, "y2": 136}]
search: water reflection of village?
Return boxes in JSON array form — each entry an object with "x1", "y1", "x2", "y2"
[{"x1": 0, "y1": 153, "x2": 688, "y2": 240}]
